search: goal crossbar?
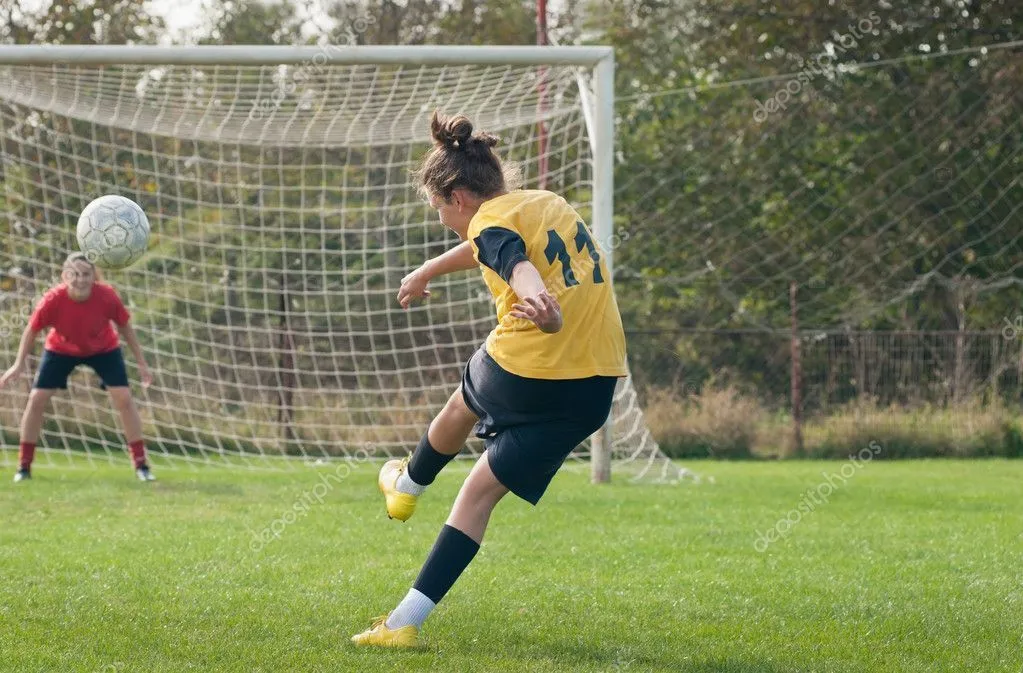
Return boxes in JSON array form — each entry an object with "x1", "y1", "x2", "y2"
[{"x1": 0, "y1": 45, "x2": 612, "y2": 66}]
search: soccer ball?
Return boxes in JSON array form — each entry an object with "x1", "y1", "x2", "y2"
[{"x1": 76, "y1": 195, "x2": 151, "y2": 269}]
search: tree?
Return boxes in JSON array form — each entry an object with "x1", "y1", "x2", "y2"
[
  {"x1": 578, "y1": 0, "x2": 1023, "y2": 402},
  {"x1": 0, "y1": 0, "x2": 165, "y2": 44},
  {"x1": 199, "y1": 0, "x2": 304, "y2": 45}
]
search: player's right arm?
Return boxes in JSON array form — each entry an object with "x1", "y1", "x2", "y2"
[
  {"x1": 473, "y1": 224, "x2": 563, "y2": 334},
  {"x1": 0, "y1": 326, "x2": 41, "y2": 388},
  {"x1": 507, "y1": 263, "x2": 562, "y2": 334},
  {"x1": 397, "y1": 240, "x2": 477, "y2": 309},
  {"x1": 1, "y1": 292, "x2": 54, "y2": 388}
]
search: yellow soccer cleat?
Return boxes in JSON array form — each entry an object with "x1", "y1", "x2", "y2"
[
  {"x1": 378, "y1": 457, "x2": 418, "y2": 522},
  {"x1": 351, "y1": 615, "x2": 421, "y2": 648}
]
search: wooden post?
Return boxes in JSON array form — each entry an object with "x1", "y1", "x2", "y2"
[
  {"x1": 1018, "y1": 336, "x2": 1023, "y2": 402},
  {"x1": 276, "y1": 280, "x2": 298, "y2": 448},
  {"x1": 790, "y1": 281, "x2": 804, "y2": 456},
  {"x1": 990, "y1": 333, "x2": 1000, "y2": 402},
  {"x1": 953, "y1": 294, "x2": 966, "y2": 405}
]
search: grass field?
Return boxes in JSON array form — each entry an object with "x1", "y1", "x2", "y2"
[{"x1": 0, "y1": 455, "x2": 1020, "y2": 673}]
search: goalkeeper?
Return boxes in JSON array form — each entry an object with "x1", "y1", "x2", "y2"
[
  {"x1": 0, "y1": 252, "x2": 156, "y2": 482},
  {"x1": 352, "y1": 111, "x2": 627, "y2": 647}
]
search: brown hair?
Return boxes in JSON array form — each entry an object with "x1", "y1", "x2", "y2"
[{"x1": 413, "y1": 110, "x2": 521, "y2": 201}]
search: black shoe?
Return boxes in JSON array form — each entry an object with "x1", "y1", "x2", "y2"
[
  {"x1": 135, "y1": 464, "x2": 156, "y2": 482},
  {"x1": 13, "y1": 468, "x2": 31, "y2": 482}
]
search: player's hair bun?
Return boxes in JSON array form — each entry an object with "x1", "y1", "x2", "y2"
[
  {"x1": 431, "y1": 113, "x2": 472, "y2": 148},
  {"x1": 431, "y1": 112, "x2": 499, "y2": 150},
  {"x1": 414, "y1": 110, "x2": 519, "y2": 201}
]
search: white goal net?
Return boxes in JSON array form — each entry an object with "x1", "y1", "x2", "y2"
[{"x1": 0, "y1": 46, "x2": 680, "y2": 481}]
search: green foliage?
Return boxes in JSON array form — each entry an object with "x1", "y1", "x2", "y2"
[
  {"x1": 200, "y1": 0, "x2": 304, "y2": 45},
  {"x1": 582, "y1": 1, "x2": 1022, "y2": 328},
  {"x1": 325, "y1": 0, "x2": 538, "y2": 46},
  {"x1": 0, "y1": 0, "x2": 165, "y2": 44},
  {"x1": 575, "y1": 1, "x2": 1023, "y2": 414}
]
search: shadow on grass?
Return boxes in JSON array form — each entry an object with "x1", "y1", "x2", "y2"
[
  {"x1": 526, "y1": 636, "x2": 804, "y2": 673},
  {"x1": 139, "y1": 479, "x2": 247, "y2": 496},
  {"x1": 14, "y1": 468, "x2": 249, "y2": 497},
  {"x1": 337, "y1": 640, "x2": 797, "y2": 673}
]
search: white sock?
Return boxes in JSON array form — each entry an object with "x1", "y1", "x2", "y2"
[
  {"x1": 395, "y1": 470, "x2": 426, "y2": 496},
  {"x1": 385, "y1": 588, "x2": 436, "y2": 629}
]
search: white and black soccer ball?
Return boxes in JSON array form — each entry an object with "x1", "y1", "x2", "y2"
[{"x1": 76, "y1": 195, "x2": 151, "y2": 269}]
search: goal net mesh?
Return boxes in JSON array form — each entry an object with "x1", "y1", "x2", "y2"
[{"x1": 0, "y1": 58, "x2": 680, "y2": 480}]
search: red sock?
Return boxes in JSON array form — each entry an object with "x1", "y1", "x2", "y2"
[
  {"x1": 129, "y1": 440, "x2": 147, "y2": 468},
  {"x1": 18, "y1": 443, "x2": 35, "y2": 470}
]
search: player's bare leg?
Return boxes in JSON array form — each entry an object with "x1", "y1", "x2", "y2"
[
  {"x1": 444, "y1": 451, "x2": 509, "y2": 542},
  {"x1": 14, "y1": 388, "x2": 55, "y2": 481},
  {"x1": 20, "y1": 389, "x2": 53, "y2": 445},
  {"x1": 426, "y1": 386, "x2": 479, "y2": 455},
  {"x1": 379, "y1": 386, "x2": 478, "y2": 521},
  {"x1": 108, "y1": 386, "x2": 154, "y2": 481},
  {"x1": 354, "y1": 452, "x2": 508, "y2": 647}
]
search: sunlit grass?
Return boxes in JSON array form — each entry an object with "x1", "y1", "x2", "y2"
[{"x1": 1, "y1": 455, "x2": 1020, "y2": 672}]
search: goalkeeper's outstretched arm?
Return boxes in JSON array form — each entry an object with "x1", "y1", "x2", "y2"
[{"x1": 397, "y1": 240, "x2": 477, "y2": 309}]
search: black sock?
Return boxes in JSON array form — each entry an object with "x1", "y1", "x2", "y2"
[
  {"x1": 406, "y1": 432, "x2": 457, "y2": 486},
  {"x1": 412, "y1": 524, "x2": 480, "y2": 604}
]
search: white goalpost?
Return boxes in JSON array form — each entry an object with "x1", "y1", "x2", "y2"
[{"x1": 0, "y1": 45, "x2": 681, "y2": 482}]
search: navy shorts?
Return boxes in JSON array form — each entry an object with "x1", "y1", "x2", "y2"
[
  {"x1": 34, "y1": 348, "x2": 130, "y2": 390},
  {"x1": 460, "y1": 346, "x2": 618, "y2": 505}
]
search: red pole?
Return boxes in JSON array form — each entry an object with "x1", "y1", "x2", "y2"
[{"x1": 536, "y1": 0, "x2": 549, "y2": 190}]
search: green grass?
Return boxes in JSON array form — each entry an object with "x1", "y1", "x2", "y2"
[{"x1": 0, "y1": 455, "x2": 1021, "y2": 672}]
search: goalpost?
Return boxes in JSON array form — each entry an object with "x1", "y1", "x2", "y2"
[{"x1": 0, "y1": 45, "x2": 681, "y2": 482}]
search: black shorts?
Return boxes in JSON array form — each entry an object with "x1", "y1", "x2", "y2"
[
  {"x1": 460, "y1": 346, "x2": 618, "y2": 505},
  {"x1": 34, "y1": 348, "x2": 130, "y2": 390}
]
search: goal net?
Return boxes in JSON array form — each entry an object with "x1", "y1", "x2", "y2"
[{"x1": 0, "y1": 46, "x2": 682, "y2": 481}]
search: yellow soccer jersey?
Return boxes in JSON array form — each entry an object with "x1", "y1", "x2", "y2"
[{"x1": 467, "y1": 189, "x2": 627, "y2": 380}]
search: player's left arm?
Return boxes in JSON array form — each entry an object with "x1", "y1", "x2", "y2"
[
  {"x1": 108, "y1": 287, "x2": 152, "y2": 387},
  {"x1": 397, "y1": 240, "x2": 477, "y2": 309},
  {"x1": 116, "y1": 322, "x2": 152, "y2": 388},
  {"x1": 474, "y1": 226, "x2": 562, "y2": 334}
]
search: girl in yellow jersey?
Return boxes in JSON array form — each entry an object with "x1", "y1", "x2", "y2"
[{"x1": 352, "y1": 111, "x2": 627, "y2": 648}]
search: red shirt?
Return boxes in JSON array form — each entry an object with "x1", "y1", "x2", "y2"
[{"x1": 29, "y1": 283, "x2": 131, "y2": 357}]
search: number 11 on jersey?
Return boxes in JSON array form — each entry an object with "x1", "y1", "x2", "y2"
[{"x1": 544, "y1": 221, "x2": 605, "y2": 287}]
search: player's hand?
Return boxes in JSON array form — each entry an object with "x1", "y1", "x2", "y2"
[
  {"x1": 511, "y1": 291, "x2": 563, "y2": 334},
  {"x1": 397, "y1": 266, "x2": 431, "y2": 309},
  {"x1": 139, "y1": 365, "x2": 153, "y2": 389},
  {"x1": 0, "y1": 361, "x2": 27, "y2": 389}
]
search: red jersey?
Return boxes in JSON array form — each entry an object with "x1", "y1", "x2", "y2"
[{"x1": 29, "y1": 283, "x2": 131, "y2": 357}]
